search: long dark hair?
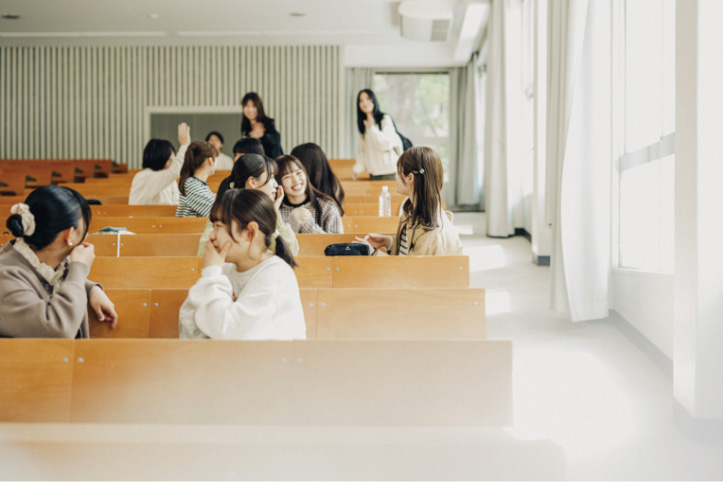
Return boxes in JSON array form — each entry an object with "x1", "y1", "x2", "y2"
[
  {"x1": 356, "y1": 88, "x2": 385, "y2": 135},
  {"x1": 215, "y1": 154, "x2": 276, "y2": 202},
  {"x1": 397, "y1": 147, "x2": 444, "y2": 232},
  {"x1": 210, "y1": 189, "x2": 297, "y2": 268},
  {"x1": 289, "y1": 143, "x2": 345, "y2": 216},
  {"x1": 178, "y1": 141, "x2": 215, "y2": 195},
  {"x1": 275, "y1": 155, "x2": 335, "y2": 227},
  {"x1": 6, "y1": 185, "x2": 91, "y2": 250},
  {"x1": 241, "y1": 92, "x2": 275, "y2": 135},
  {"x1": 142, "y1": 139, "x2": 176, "y2": 171}
]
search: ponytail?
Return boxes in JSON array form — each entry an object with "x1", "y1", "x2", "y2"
[
  {"x1": 270, "y1": 234, "x2": 298, "y2": 269},
  {"x1": 179, "y1": 141, "x2": 215, "y2": 195}
]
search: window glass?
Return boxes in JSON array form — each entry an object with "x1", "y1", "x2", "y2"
[{"x1": 372, "y1": 73, "x2": 450, "y2": 176}]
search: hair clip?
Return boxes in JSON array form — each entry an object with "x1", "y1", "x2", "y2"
[
  {"x1": 419, "y1": 168, "x2": 425, "y2": 174},
  {"x1": 229, "y1": 181, "x2": 235, "y2": 188}
]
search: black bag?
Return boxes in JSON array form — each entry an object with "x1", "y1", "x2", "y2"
[
  {"x1": 390, "y1": 117, "x2": 413, "y2": 152},
  {"x1": 324, "y1": 243, "x2": 370, "y2": 256}
]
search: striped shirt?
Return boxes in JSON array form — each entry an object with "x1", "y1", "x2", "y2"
[
  {"x1": 176, "y1": 177, "x2": 216, "y2": 218},
  {"x1": 279, "y1": 196, "x2": 344, "y2": 234},
  {"x1": 398, "y1": 224, "x2": 410, "y2": 256}
]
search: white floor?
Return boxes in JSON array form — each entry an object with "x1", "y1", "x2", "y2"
[{"x1": 456, "y1": 212, "x2": 723, "y2": 481}]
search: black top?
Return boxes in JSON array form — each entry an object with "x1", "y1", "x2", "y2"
[{"x1": 241, "y1": 120, "x2": 284, "y2": 159}]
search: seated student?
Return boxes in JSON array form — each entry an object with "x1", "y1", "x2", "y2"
[
  {"x1": 232, "y1": 137, "x2": 265, "y2": 162},
  {"x1": 289, "y1": 143, "x2": 345, "y2": 216},
  {"x1": 0, "y1": 185, "x2": 118, "y2": 338},
  {"x1": 129, "y1": 123, "x2": 191, "y2": 205},
  {"x1": 355, "y1": 147, "x2": 463, "y2": 256},
  {"x1": 179, "y1": 189, "x2": 305, "y2": 340},
  {"x1": 176, "y1": 141, "x2": 217, "y2": 217},
  {"x1": 275, "y1": 155, "x2": 344, "y2": 234},
  {"x1": 196, "y1": 153, "x2": 299, "y2": 256},
  {"x1": 206, "y1": 131, "x2": 234, "y2": 171}
]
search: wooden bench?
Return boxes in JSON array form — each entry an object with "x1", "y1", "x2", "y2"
[
  {"x1": 88, "y1": 256, "x2": 468, "y2": 289},
  {"x1": 0, "y1": 171, "x2": 26, "y2": 196},
  {"x1": 87, "y1": 233, "x2": 372, "y2": 257},
  {"x1": 89, "y1": 205, "x2": 177, "y2": 217},
  {"x1": 343, "y1": 202, "x2": 402, "y2": 216},
  {"x1": 329, "y1": 158, "x2": 369, "y2": 180},
  {"x1": 0, "y1": 159, "x2": 113, "y2": 182},
  {"x1": 342, "y1": 215, "x2": 400, "y2": 234},
  {"x1": 88, "y1": 216, "x2": 207, "y2": 234},
  {"x1": 0, "y1": 423, "x2": 564, "y2": 480},
  {"x1": 0, "y1": 338, "x2": 512, "y2": 426},
  {"x1": 88, "y1": 287, "x2": 484, "y2": 340}
]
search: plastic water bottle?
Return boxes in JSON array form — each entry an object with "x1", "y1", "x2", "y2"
[{"x1": 379, "y1": 185, "x2": 392, "y2": 217}]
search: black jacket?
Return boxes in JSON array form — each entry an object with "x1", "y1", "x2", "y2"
[{"x1": 242, "y1": 120, "x2": 284, "y2": 158}]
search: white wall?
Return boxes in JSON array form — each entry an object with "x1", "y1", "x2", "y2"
[{"x1": 611, "y1": 271, "x2": 674, "y2": 358}]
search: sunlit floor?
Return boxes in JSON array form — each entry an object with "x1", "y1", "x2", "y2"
[{"x1": 456, "y1": 212, "x2": 723, "y2": 480}]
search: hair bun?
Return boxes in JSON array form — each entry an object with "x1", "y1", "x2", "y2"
[{"x1": 6, "y1": 214, "x2": 25, "y2": 238}]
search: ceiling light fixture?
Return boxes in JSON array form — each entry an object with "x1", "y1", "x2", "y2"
[
  {"x1": 1, "y1": 14, "x2": 21, "y2": 20},
  {"x1": 289, "y1": 12, "x2": 305, "y2": 17}
]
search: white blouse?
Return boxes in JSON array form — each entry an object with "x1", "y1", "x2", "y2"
[
  {"x1": 179, "y1": 256, "x2": 306, "y2": 340},
  {"x1": 129, "y1": 144, "x2": 188, "y2": 205},
  {"x1": 353, "y1": 115, "x2": 403, "y2": 177}
]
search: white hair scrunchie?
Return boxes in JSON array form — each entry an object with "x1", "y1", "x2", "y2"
[
  {"x1": 272, "y1": 230, "x2": 280, "y2": 239},
  {"x1": 10, "y1": 203, "x2": 36, "y2": 236}
]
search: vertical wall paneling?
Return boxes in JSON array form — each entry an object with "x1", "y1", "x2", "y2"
[{"x1": 0, "y1": 46, "x2": 342, "y2": 166}]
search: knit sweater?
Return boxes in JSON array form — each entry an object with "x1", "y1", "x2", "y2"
[
  {"x1": 279, "y1": 196, "x2": 344, "y2": 234},
  {"x1": 0, "y1": 241, "x2": 99, "y2": 338},
  {"x1": 179, "y1": 256, "x2": 306, "y2": 340}
]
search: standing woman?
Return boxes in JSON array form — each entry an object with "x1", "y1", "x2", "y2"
[
  {"x1": 0, "y1": 185, "x2": 118, "y2": 338},
  {"x1": 241, "y1": 92, "x2": 284, "y2": 159},
  {"x1": 176, "y1": 141, "x2": 217, "y2": 218},
  {"x1": 290, "y1": 143, "x2": 345, "y2": 216},
  {"x1": 355, "y1": 147, "x2": 462, "y2": 256},
  {"x1": 353, "y1": 88, "x2": 403, "y2": 181}
]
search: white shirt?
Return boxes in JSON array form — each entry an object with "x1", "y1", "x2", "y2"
[
  {"x1": 215, "y1": 152, "x2": 234, "y2": 171},
  {"x1": 179, "y1": 256, "x2": 306, "y2": 340},
  {"x1": 353, "y1": 115, "x2": 403, "y2": 176},
  {"x1": 129, "y1": 144, "x2": 188, "y2": 205}
]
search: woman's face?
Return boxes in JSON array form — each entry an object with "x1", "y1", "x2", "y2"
[
  {"x1": 249, "y1": 169, "x2": 278, "y2": 202},
  {"x1": 280, "y1": 162, "x2": 307, "y2": 200},
  {"x1": 243, "y1": 100, "x2": 258, "y2": 122},
  {"x1": 209, "y1": 220, "x2": 245, "y2": 264},
  {"x1": 358, "y1": 92, "x2": 374, "y2": 115}
]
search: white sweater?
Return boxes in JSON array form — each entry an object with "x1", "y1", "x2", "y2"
[
  {"x1": 215, "y1": 152, "x2": 234, "y2": 171},
  {"x1": 129, "y1": 144, "x2": 188, "y2": 205},
  {"x1": 353, "y1": 115, "x2": 403, "y2": 176},
  {"x1": 179, "y1": 256, "x2": 306, "y2": 340}
]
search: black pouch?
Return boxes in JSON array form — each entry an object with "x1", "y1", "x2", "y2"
[{"x1": 324, "y1": 243, "x2": 370, "y2": 256}]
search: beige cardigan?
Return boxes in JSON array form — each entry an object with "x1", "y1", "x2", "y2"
[
  {"x1": 0, "y1": 242, "x2": 98, "y2": 338},
  {"x1": 379, "y1": 210, "x2": 463, "y2": 256}
]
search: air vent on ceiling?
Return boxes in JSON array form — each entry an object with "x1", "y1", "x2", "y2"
[{"x1": 399, "y1": 0, "x2": 453, "y2": 42}]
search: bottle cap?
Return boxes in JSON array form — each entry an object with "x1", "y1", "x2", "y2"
[{"x1": 382, "y1": 186, "x2": 388, "y2": 192}]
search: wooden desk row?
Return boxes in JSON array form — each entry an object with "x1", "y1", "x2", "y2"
[
  {"x1": 90, "y1": 287, "x2": 485, "y2": 340},
  {"x1": 0, "y1": 338, "x2": 512, "y2": 426},
  {"x1": 78, "y1": 233, "x2": 371, "y2": 257},
  {"x1": 86, "y1": 255, "x2": 470, "y2": 289}
]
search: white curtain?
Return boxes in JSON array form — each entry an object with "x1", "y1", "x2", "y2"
[
  {"x1": 449, "y1": 54, "x2": 482, "y2": 208},
  {"x1": 547, "y1": 0, "x2": 611, "y2": 321},
  {"x1": 344, "y1": 68, "x2": 375, "y2": 158},
  {"x1": 484, "y1": 0, "x2": 527, "y2": 237}
]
